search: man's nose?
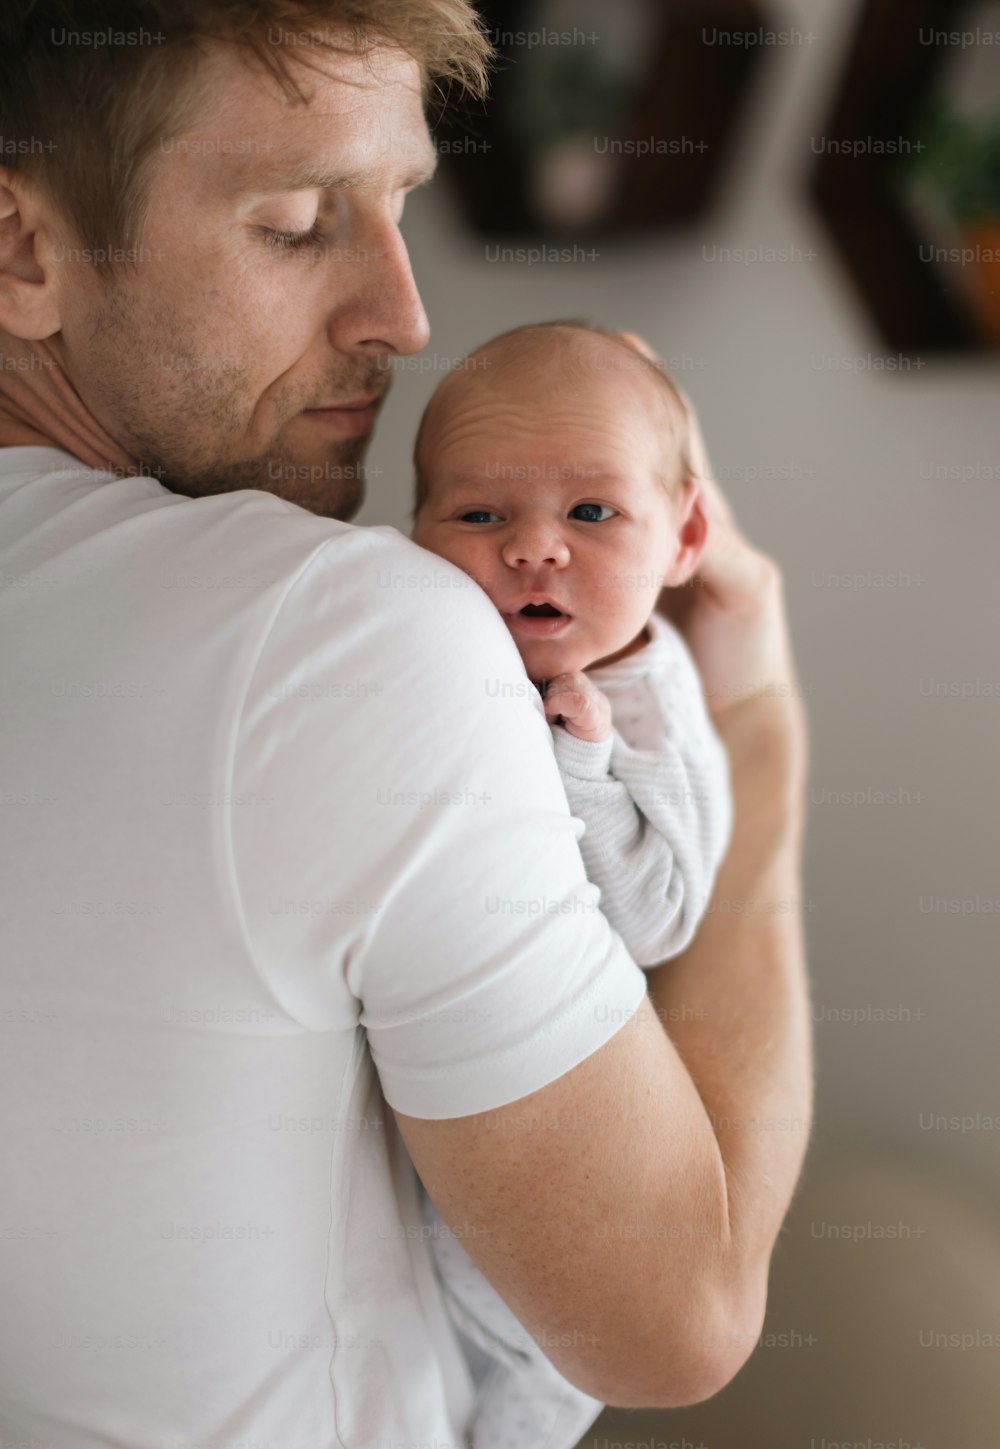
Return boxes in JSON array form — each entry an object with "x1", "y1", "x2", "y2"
[
  {"x1": 327, "y1": 215, "x2": 430, "y2": 358},
  {"x1": 501, "y1": 518, "x2": 571, "y2": 569}
]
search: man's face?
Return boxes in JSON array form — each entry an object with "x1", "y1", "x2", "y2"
[
  {"x1": 51, "y1": 40, "x2": 434, "y2": 518},
  {"x1": 412, "y1": 358, "x2": 681, "y2": 683}
]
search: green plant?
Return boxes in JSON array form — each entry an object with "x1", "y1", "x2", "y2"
[
  {"x1": 907, "y1": 102, "x2": 1000, "y2": 223},
  {"x1": 508, "y1": 47, "x2": 634, "y2": 149}
]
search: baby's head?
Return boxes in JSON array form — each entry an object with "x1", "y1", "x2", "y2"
[{"x1": 411, "y1": 321, "x2": 708, "y2": 683}]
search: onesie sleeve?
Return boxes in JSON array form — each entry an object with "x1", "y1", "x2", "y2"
[{"x1": 550, "y1": 627, "x2": 733, "y2": 968}]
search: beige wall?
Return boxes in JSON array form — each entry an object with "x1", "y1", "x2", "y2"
[{"x1": 358, "y1": 0, "x2": 1000, "y2": 1204}]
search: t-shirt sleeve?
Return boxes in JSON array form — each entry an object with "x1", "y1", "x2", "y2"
[{"x1": 228, "y1": 530, "x2": 649, "y2": 1120}]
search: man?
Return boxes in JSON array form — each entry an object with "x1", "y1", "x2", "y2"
[{"x1": 0, "y1": 5, "x2": 812, "y2": 1446}]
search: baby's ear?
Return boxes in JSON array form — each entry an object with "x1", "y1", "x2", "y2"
[{"x1": 663, "y1": 478, "x2": 708, "y2": 586}]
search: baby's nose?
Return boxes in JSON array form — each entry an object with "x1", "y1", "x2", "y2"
[{"x1": 502, "y1": 521, "x2": 570, "y2": 568}]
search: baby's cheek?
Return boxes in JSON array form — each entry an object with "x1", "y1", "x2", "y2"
[
  {"x1": 447, "y1": 537, "x2": 493, "y2": 587},
  {"x1": 426, "y1": 532, "x2": 505, "y2": 607},
  {"x1": 595, "y1": 577, "x2": 646, "y2": 629},
  {"x1": 415, "y1": 524, "x2": 468, "y2": 572}
]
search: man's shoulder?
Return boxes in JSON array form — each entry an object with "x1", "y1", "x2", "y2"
[
  {"x1": 0, "y1": 444, "x2": 519, "y2": 682},
  {"x1": 289, "y1": 521, "x2": 518, "y2": 659},
  {"x1": 239, "y1": 514, "x2": 551, "y2": 799},
  {"x1": 240, "y1": 511, "x2": 531, "y2": 716}
]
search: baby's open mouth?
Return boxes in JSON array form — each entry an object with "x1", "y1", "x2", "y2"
[{"x1": 506, "y1": 599, "x2": 572, "y2": 635}]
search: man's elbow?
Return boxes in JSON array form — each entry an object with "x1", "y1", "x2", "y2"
[{"x1": 596, "y1": 1279, "x2": 768, "y2": 1411}]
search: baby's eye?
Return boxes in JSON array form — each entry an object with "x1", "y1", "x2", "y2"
[
  {"x1": 459, "y1": 509, "x2": 502, "y2": 524},
  {"x1": 570, "y1": 502, "x2": 617, "y2": 523}
]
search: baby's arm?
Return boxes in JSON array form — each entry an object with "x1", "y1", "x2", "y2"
[{"x1": 542, "y1": 638, "x2": 732, "y2": 969}]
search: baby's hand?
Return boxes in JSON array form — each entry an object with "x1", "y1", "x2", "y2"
[{"x1": 542, "y1": 672, "x2": 612, "y2": 744}]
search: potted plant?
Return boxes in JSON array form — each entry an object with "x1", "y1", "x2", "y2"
[{"x1": 907, "y1": 103, "x2": 1000, "y2": 341}]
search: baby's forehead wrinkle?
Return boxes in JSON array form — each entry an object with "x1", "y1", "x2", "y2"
[
  {"x1": 427, "y1": 392, "x2": 661, "y2": 455},
  {"x1": 449, "y1": 337, "x2": 679, "y2": 415},
  {"x1": 418, "y1": 334, "x2": 688, "y2": 500},
  {"x1": 466, "y1": 328, "x2": 687, "y2": 425}
]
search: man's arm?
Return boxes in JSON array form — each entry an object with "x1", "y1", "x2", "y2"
[
  {"x1": 394, "y1": 529, "x2": 812, "y2": 1409},
  {"x1": 643, "y1": 678, "x2": 812, "y2": 1377}
]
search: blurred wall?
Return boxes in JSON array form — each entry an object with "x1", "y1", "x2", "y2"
[{"x1": 358, "y1": 0, "x2": 1000, "y2": 1199}]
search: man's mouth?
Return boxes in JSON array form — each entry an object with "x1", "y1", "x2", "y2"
[
  {"x1": 300, "y1": 394, "x2": 382, "y2": 437},
  {"x1": 308, "y1": 393, "x2": 383, "y2": 411}
]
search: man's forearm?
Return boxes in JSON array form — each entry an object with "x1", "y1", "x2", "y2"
[{"x1": 645, "y1": 694, "x2": 813, "y2": 1333}]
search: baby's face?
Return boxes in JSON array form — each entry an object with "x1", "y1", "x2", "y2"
[{"x1": 413, "y1": 362, "x2": 684, "y2": 682}]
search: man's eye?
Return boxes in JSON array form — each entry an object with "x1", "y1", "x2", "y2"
[
  {"x1": 459, "y1": 510, "x2": 502, "y2": 524},
  {"x1": 262, "y1": 224, "x2": 325, "y2": 255},
  {"x1": 571, "y1": 502, "x2": 617, "y2": 522}
]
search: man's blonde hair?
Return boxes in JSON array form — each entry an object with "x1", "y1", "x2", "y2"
[{"x1": 0, "y1": 1, "x2": 492, "y2": 276}]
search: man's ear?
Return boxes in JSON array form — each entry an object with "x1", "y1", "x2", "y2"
[
  {"x1": 663, "y1": 478, "x2": 709, "y2": 586},
  {"x1": 0, "y1": 169, "x2": 62, "y2": 339}
]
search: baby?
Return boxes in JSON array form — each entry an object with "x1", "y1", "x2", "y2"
[{"x1": 409, "y1": 321, "x2": 733, "y2": 1449}]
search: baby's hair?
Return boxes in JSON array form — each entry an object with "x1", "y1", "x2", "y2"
[{"x1": 411, "y1": 319, "x2": 696, "y2": 520}]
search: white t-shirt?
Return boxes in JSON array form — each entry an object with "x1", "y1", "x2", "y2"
[{"x1": 0, "y1": 446, "x2": 648, "y2": 1449}]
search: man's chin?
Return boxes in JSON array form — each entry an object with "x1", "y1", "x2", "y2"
[
  {"x1": 264, "y1": 459, "x2": 367, "y2": 521},
  {"x1": 154, "y1": 443, "x2": 368, "y2": 521}
]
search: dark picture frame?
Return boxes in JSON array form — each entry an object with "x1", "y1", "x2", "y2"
[
  {"x1": 808, "y1": 0, "x2": 1000, "y2": 355},
  {"x1": 432, "y1": 0, "x2": 773, "y2": 240}
]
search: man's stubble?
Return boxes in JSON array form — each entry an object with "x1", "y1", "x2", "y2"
[{"x1": 78, "y1": 276, "x2": 380, "y2": 521}]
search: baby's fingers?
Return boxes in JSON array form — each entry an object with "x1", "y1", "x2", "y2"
[{"x1": 543, "y1": 673, "x2": 612, "y2": 743}]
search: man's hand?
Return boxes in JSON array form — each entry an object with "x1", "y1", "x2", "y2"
[{"x1": 542, "y1": 672, "x2": 612, "y2": 743}]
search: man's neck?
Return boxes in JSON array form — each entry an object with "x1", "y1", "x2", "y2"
[
  {"x1": 0, "y1": 415, "x2": 57, "y2": 449},
  {"x1": 0, "y1": 329, "x2": 138, "y2": 475}
]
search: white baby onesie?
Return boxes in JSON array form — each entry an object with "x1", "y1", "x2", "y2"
[
  {"x1": 421, "y1": 609, "x2": 733, "y2": 1448},
  {"x1": 552, "y1": 607, "x2": 733, "y2": 966}
]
